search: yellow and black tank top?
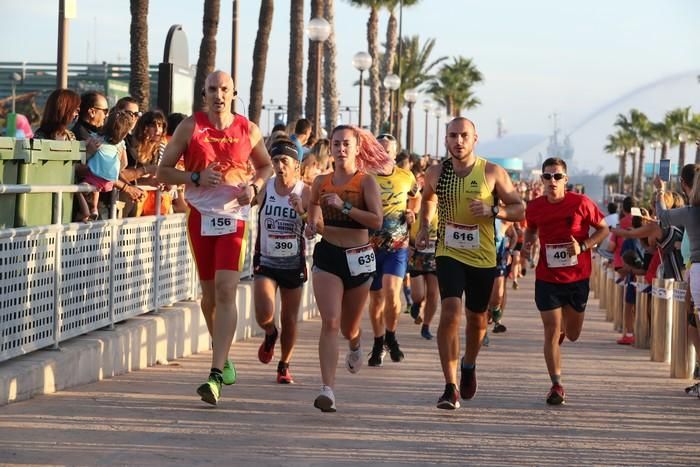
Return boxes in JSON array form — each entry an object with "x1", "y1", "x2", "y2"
[{"x1": 435, "y1": 156, "x2": 496, "y2": 268}]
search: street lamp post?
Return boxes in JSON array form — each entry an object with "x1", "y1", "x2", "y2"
[
  {"x1": 433, "y1": 108, "x2": 443, "y2": 158},
  {"x1": 352, "y1": 51, "x2": 372, "y2": 128},
  {"x1": 422, "y1": 99, "x2": 432, "y2": 156},
  {"x1": 403, "y1": 88, "x2": 418, "y2": 153},
  {"x1": 306, "y1": 17, "x2": 331, "y2": 138},
  {"x1": 678, "y1": 132, "x2": 688, "y2": 169},
  {"x1": 616, "y1": 148, "x2": 625, "y2": 193},
  {"x1": 383, "y1": 73, "x2": 401, "y2": 136}
]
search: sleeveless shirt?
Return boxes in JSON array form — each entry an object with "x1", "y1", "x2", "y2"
[
  {"x1": 318, "y1": 172, "x2": 367, "y2": 229},
  {"x1": 435, "y1": 157, "x2": 496, "y2": 268}
]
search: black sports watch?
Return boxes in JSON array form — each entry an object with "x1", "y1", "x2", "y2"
[
  {"x1": 341, "y1": 201, "x2": 353, "y2": 215},
  {"x1": 191, "y1": 171, "x2": 201, "y2": 187},
  {"x1": 579, "y1": 241, "x2": 588, "y2": 253},
  {"x1": 491, "y1": 205, "x2": 500, "y2": 218}
]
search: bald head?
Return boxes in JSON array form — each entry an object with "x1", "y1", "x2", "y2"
[
  {"x1": 204, "y1": 70, "x2": 236, "y2": 114},
  {"x1": 445, "y1": 117, "x2": 478, "y2": 161}
]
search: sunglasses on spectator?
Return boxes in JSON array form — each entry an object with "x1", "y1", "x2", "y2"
[
  {"x1": 124, "y1": 110, "x2": 143, "y2": 118},
  {"x1": 541, "y1": 173, "x2": 567, "y2": 181},
  {"x1": 377, "y1": 133, "x2": 396, "y2": 141},
  {"x1": 93, "y1": 107, "x2": 109, "y2": 114}
]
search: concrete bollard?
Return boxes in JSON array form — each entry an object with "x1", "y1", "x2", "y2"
[
  {"x1": 670, "y1": 281, "x2": 695, "y2": 378},
  {"x1": 650, "y1": 278, "x2": 674, "y2": 363},
  {"x1": 613, "y1": 277, "x2": 625, "y2": 332},
  {"x1": 633, "y1": 276, "x2": 651, "y2": 349},
  {"x1": 591, "y1": 255, "x2": 599, "y2": 299}
]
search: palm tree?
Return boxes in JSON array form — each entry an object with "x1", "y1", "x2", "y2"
[
  {"x1": 248, "y1": 0, "x2": 274, "y2": 124},
  {"x1": 349, "y1": 0, "x2": 381, "y2": 134},
  {"x1": 393, "y1": 35, "x2": 446, "y2": 104},
  {"x1": 129, "y1": 0, "x2": 149, "y2": 110},
  {"x1": 287, "y1": 0, "x2": 305, "y2": 125},
  {"x1": 426, "y1": 56, "x2": 483, "y2": 118},
  {"x1": 323, "y1": 0, "x2": 339, "y2": 134},
  {"x1": 665, "y1": 107, "x2": 692, "y2": 169},
  {"x1": 682, "y1": 113, "x2": 700, "y2": 164},
  {"x1": 305, "y1": 0, "x2": 325, "y2": 130},
  {"x1": 650, "y1": 120, "x2": 673, "y2": 161},
  {"x1": 379, "y1": 0, "x2": 419, "y2": 126},
  {"x1": 604, "y1": 130, "x2": 635, "y2": 193},
  {"x1": 615, "y1": 109, "x2": 651, "y2": 199},
  {"x1": 193, "y1": 0, "x2": 221, "y2": 112}
]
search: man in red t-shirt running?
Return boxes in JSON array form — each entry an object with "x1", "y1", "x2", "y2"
[
  {"x1": 158, "y1": 71, "x2": 273, "y2": 405},
  {"x1": 524, "y1": 157, "x2": 609, "y2": 405}
]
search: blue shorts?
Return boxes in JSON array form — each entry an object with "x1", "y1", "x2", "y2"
[
  {"x1": 370, "y1": 247, "x2": 409, "y2": 291},
  {"x1": 625, "y1": 274, "x2": 636, "y2": 305}
]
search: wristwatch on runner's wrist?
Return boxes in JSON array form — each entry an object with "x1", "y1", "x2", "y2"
[
  {"x1": 190, "y1": 171, "x2": 201, "y2": 187},
  {"x1": 491, "y1": 205, "x2": 500, "y2": 217},
  {"x1": 341, "y1": 201, "x2": 353, "y2": 215},
  {"x1": 579, "y1": 241, "x2": 588, "y2": 253}
]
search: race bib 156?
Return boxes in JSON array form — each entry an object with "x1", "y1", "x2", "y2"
[{"x1": 201, "y1": 215, "x2": 237, "y2": 236}]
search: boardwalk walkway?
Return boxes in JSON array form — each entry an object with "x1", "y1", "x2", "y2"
[{"x1": 0, "y1": 274, "x2": 698, "y2": 465}]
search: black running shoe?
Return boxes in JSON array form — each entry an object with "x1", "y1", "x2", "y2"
[
  {"x1": 368, "y1": 341, "x2": 386, "y2": 367},
  {"x1": 459, "y1": 364, "x2": 477, "y2": 400},
  {"x1": 437, "y1": 383, "x2": 461, "y2": 410},
  {"x1": 493, "y1": 323, "x2": 507, "y2": 333},
  {"x1": 387, "y1": 340, "x2": 405, "y2": 362}
]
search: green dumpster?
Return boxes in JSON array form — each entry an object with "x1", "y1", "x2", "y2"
[
  {"x1": 15, "y1": 139, "x2": 85, "y2": 227},
  {"x1": 0, "y1": 137, "x2": 28, "y2": 228}
]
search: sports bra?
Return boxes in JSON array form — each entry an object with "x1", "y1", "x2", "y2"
[{"x1": 318, "y1": 172, "x2": 367, "y2": 229}]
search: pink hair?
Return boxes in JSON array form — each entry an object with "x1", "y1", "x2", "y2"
[{"x1": 331, "y1": 125, "x2": 393, "y2": 175}]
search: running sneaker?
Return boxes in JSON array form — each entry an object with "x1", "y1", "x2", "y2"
[
  {"x1": 197, "y1": 372, "x2": 223, "y2": 405},
  {"x1": 386, "y1": 340, "x2": 405, "y2": 362},
  {"x1": 512, "y1": 280, "x2": 519, "y2": 290},
  {"x1": 258, "y1": 327, "x2": 278, "y2": 364},
  {"x1": 493, "y1": 323, "x2": 507, "y2": 333},
  {"x1": 521, "y1": 267, "x2": 527, "y2": 277},
  {"x1": 459, "y1": 364, "x2": 478, "y2": 400},
  {"x1": 222, "y1": 359, "x2": 237, "y2": 385},
  {"x1": 437, "y1": 383, "x2": 461, "y2": 410},
  {"x1": 410, "y1": 303, "x2": 421, "y2": 321},
  {"x1": 546, "y1": 383, "x2": 566, "y2": 405},
  {"x1": 694, "y1": 364, "x2": 700, "y2": 380},
  {"x1": 368, "y1": 340, "x2": 386, "y2": 367},
  {"x1": 345, "y1": 345, "x2": 363, "y2": 374},
  {"x1": 482, "y1": 332, "x2": 490, "y2": 347},
  {"x1": 277, "y1": 362, "x2": 294, "y2": 384},
  {"x1": 616, "y1": 335, "x2": 635, "y2": 345},
  {"x1": 404, "y1": 303, "x2": 411, "y2": 314},
  {"x1": 684, "y1": 382, "x2": 700, "y2": 397},
  {"x1": 421, "y1": 325, "x2": 433, "y2": 340},
  {"x1": 314, "y1": 385, "x2": 336, "y2": 412}
]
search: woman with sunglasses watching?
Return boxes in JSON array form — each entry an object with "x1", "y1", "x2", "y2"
[
  {"x1": 305, "y1": 124, "x2": 391, "y2": 412},
  {"x1": 524, "y1": 157, "x2": 609, "y2": 406}
]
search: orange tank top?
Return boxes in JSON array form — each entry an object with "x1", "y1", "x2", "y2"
[{"x1": 318, "y1": 172, "x2": 367, "y2": 229}]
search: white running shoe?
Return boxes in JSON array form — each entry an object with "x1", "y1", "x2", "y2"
[
  {"x1": 684, "y1": 382, "x2": 700, "y2": 397},
  {"x1": 345, "y1": 345, "x2": 363, "y2": 374},
  {"x1": 314, "y1": 385, "x2": 336, "y2": 412}
]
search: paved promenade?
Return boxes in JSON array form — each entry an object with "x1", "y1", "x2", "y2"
[{"x1": 1, "y1": 274, "x2": 698, "y2": 466}]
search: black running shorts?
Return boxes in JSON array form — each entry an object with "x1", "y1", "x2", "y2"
[
  {"x1": 535, "y1": 279, "x2": 590, "y2": 313},
  {"x1": 436, "y1": 256, "x2": 496, "y2": 312}
]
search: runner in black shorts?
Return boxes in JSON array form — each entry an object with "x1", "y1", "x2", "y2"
[
  {"x1": 525, "y1": 157, "x2": 609, "y2": 405},
  {"x1": 417, "y1": 117, "x2": 524, "y2": 409},
  {"x1": 253, "y1": 138, "x2": 310, "y2": 384}
]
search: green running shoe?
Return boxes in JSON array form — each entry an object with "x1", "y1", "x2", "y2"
[
  {"x1": 223, "y1": 359, "x2": 237, "y2": 385},
  {"x1": 197, "y1": 372, "x2": 223, "y2": 405}
]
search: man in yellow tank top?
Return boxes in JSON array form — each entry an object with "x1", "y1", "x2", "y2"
[{"x1": 417, "y1": 117, "x2": 525, "y2": 409}]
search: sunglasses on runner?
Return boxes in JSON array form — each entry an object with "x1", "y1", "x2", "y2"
[{"x1": 541, "y1": 173, "x2": 566, "y2": 181}]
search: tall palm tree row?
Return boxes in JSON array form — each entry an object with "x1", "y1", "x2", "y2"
[
  {"x1": 248, "y1": 0, "x2": 274, "y2": 124},
  {"x1": 129, "y1": 0, "x2": 150, "y2": 110},
  {"x1": 193, "y1": 0, "x2": 221, "y2": 112},
  {"x1": 665, "y1": 107, "x2": 691, "y2": 168},
  {"x1": 305, "y1": 0, "x2": 325, "y2": 131},
  {"x1": 323, "y1": 0, "x2": 339, "y2": 134},
  {"x1": 349, "y1": 0, "x2": 381, "y2": 134},
  {"x1": 604, "y1": 130, "x2": 636, "y2": 193},
  {"x1": 614, "y1": 109, "x2": 651, "y2": 199},
  {"x1": 392, "y1": 35, "x2": 446, "y2": 107},
  {"x1": 287, "y1": 0, "x2": 305, "y2": 126},
  {"x1": 427, "y1": 56, "x2": 483, "y2": 118}
]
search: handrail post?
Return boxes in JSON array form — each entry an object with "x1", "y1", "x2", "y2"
[
  {"x1": 51, "y1": 191, "x2": 63, "y2": 350},
  {"x1": 153, "y1": 189, "x2": 161, "y2": 312}
]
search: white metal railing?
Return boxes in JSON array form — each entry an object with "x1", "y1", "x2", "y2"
[{"x1": 0, "y1": 184, "x2": 257, "y2": 363}]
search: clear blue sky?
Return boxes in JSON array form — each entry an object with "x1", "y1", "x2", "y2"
[{"x1": 3, "y1": 0, "x2": 699, "y2": 166}]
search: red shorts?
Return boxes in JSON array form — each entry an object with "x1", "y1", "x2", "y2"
[{"x1": 187, "y1": 207, "x2": 248, "y2": 280}]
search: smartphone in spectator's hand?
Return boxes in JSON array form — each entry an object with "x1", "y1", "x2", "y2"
[{"x1": 659, "y1": 159, "x2": 671, "y2": 182}]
